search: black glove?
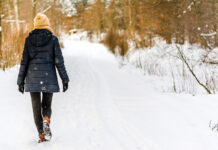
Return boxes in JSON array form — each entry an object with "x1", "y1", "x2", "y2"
[
  {"x1": 63, "y1": 83, "x2": 68, "y2": 92},
  {"x1": 18, "y1": 84, "x2": 24, "y2": 94}
]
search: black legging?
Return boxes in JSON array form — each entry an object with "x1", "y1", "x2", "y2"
[{"x1": 30, "y1": 92, "x2": 53, "y2": 134}]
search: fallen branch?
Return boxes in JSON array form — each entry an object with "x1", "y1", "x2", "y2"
[{"x1": 176, "y1": 45, "x2": 211, "y2": 94}]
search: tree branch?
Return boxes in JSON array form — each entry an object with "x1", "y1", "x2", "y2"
[{"x1": 176, "y1": 45, "x2": 211, "y2": 94}]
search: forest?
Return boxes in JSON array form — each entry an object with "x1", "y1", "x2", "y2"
[{"x1": 0, "y1": 0, "x2": 217, "y2": 69}]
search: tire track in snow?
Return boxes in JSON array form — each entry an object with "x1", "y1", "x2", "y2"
[{"x1": 87, "y1": 58, "x2": 161, "y2": 150}]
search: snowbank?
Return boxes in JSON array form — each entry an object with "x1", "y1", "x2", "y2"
[{"x1": 126, "y1": 40, "x2": 218, "y2": 94}]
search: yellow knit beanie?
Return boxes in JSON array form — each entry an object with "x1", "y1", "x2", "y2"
[{"x1": 33, "y1": 13, "x2": 53, "y2": 33}]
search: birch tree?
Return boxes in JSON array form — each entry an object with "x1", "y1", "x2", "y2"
[{"x1": 13, "y1": 0, "x2": 20, "y2": 32}]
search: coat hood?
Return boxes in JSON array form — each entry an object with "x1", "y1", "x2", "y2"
[{"x1": 28, "y1": 29, "x2": 52, "y2": 47}]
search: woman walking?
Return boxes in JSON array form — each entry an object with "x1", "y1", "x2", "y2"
[{"x1": 17, "y1": 13, "x2": 69, "y2": 143}]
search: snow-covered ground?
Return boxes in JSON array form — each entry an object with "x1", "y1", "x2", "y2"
[
  {"x1": 126, "y1": 40, "x2": 218, "y2": 94},
  {"x1": 1, "y1": 35, "x2": 218, "y2": 150}
]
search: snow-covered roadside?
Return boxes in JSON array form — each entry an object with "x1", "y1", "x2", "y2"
[
  {"x1": 0, "y1": 35, "x2": 218, "y2": 150},
  {"x1": 126, "y1": 40, "x2": 218, "y2": 94}
]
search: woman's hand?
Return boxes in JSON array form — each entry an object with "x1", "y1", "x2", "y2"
[
  {"x1": 18, "y1": 84, "x2": 24, "y2": 94},
  {"x1": 63, "y1": 83, "x2": 68, "y2": 92}
]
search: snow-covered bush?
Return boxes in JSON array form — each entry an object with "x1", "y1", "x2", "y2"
[{"x1": 125, "y1": 40, "x2": 218, "y2": 94}]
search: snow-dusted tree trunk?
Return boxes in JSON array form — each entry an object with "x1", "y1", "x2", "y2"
[{"x1": 13, "y1": 0, "x2": 20, "y2": 32}]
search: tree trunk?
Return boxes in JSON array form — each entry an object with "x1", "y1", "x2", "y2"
[
  {"x1": 13, "y1": 0, "x2": 20, "y2": 32},
  {"x1": 52, "y1": 0, "x2": 57, "y2": 34},
  {"x1": 128, "y1": 0, "x2": 132, "y2": 25},
  {"x1": 215, "y1": 2, "x2": 218, "y2": 47},
  {"x1": 32, "y1": 0, "x2": 36, "y2": 20}
]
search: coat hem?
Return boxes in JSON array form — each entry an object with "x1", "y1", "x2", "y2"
[{"x1": 25, "y1": 90, "x2": 60, "y2": 93}]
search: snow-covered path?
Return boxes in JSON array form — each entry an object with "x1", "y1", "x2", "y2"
[{"x1": 1, "y1": 37, "x2": 218, "y2": 150}]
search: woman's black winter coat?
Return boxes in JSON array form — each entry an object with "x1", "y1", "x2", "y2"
[{"x1": 17, "y1": 29, "x2": 69, "y2": 93}]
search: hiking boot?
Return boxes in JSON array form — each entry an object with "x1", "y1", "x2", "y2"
[
  {"x1": 43, "y1": 117, "x2": 52, "y2": 141},
  {"x1": 38, "y1": 133, "x2": 46, "y2": 143}
]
